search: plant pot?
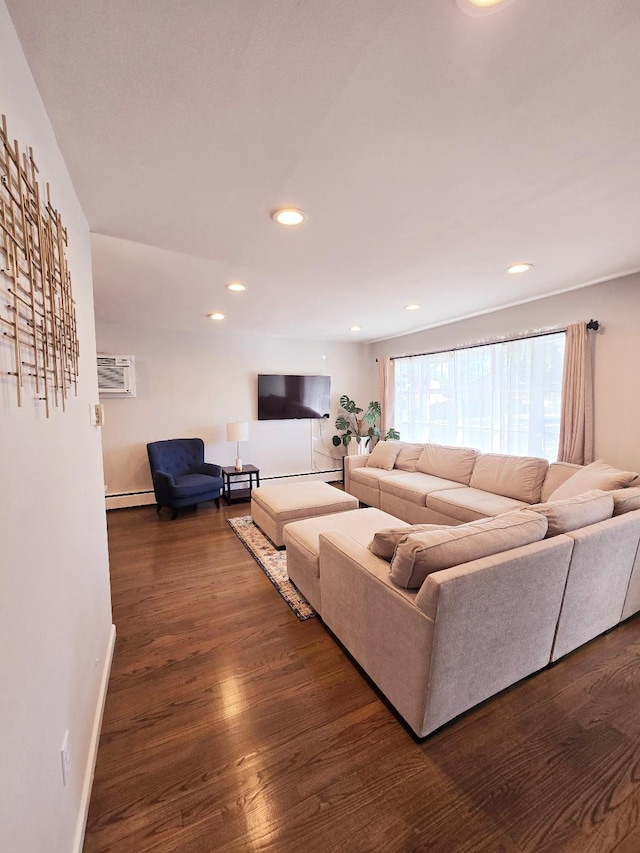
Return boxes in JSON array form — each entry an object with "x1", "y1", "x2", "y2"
[{"x1": 346, "y1": 439, "x2": 369, "y2": 456}]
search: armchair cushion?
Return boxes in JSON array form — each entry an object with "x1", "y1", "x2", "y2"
[{"x1": 172, "y1": 473, "x2": 223, "y2": 499}]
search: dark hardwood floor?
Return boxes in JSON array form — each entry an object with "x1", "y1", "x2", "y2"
[{"x1": 84, "y1": 499, "x2": 640, "y2": 852}]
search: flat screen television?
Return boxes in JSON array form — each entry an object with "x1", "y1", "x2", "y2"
[{"x1": 258, "y1": 374, "x2": 331, "y2": 420}]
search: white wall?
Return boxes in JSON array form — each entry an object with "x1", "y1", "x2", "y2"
[
  {"x1": 0, "y1": 4, "x2": 114, "y2": 852},
  {"x1": 369, "y1": 274, "x2": 640, "y2": 473},
  {"x1": 96, "y1": 319, "x2": 374, "y2": 504}
]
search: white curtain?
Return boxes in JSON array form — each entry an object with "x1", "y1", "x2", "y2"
[{"x1": 393, "y1": 332, "x2": 566, "y2": 461}]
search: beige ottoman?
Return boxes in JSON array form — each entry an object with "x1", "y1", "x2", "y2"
[
  {"x1": 251, "y1": 481, "x2": 358, "y2": 548},
  {"x1": 284, "y1": 507, "x2": 409, "y2": 615}
]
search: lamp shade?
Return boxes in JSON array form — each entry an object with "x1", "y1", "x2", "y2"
[{"x1": 226, "y1": 422, "x2": 249, "y2": 442}]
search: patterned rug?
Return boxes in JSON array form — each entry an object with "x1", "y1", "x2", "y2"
[{"x1": 227, "y1": 515, "x2": 316, "y2": 621}]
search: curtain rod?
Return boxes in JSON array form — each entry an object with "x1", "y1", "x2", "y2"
[{"x1": 378, "y1": 320, "x2": 599, "y2": 362}]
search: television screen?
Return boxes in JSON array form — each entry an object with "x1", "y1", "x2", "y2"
[{"x1": 258, "y1": 374, "x2": 331, "y2": 420}]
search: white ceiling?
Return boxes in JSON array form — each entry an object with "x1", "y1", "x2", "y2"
[{"x1": 7, "y1": 0, "x2": 640, "y2": 341}]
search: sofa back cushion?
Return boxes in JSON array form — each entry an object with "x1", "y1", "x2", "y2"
[
  {"x1": 610, "y1": 486, "x2": 640, "y2": 516},
  {"x1": 416, "y1": 443, "x2": 478, "y2": 485},
  {"x1": 394, "y1": 442, "x2": 425, "y2": 472},
  {"x1": 470, "y1": 453, "x2": 548, "y2": 504},
  {"x1": 389, "y1": 510, "x2": 548, "y2": 589},
  {"x1": 366, "y1": 440, "x2": 402, "y2": 470},
  {"x1": 541, "y1": 462, "x2": 583, "y2": 502},
  {"x1": 526, "y1": 490, "x2": 614, "y2": 537},
  {"x1": 369, "y1": 523, "x2": 450, "y2": 561},
  {"x1": 548, "y1": 459, "x2": 639, "y2": 501}
]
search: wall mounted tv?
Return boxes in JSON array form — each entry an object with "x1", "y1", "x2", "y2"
[{"x1": 258, "y1": 374, "x2": 331, "y2": 420}]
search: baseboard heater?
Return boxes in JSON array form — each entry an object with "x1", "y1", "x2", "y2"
[
  {"x1": 106, "y1": 490, "x2": 155, "y2": 510},
  {"x1": 106, "y1": 470, "x2": 342, "y2": 510}
]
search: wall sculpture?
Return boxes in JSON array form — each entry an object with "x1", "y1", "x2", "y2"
[{"x1": 0, "y1": 113, "x2": 79, "y2": 416}]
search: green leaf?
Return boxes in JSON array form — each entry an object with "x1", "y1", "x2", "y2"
[{"x1": 339, "y1": 394, "x2": 362, "y2": 415}]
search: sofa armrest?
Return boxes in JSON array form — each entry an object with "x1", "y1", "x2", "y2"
[
  {"x1": 414, "y1": 535, "x2": 575, "y2": 735},
  {"x1": 343, "y1": 455, "x2": 369, "y2": 493},
  {"x1": 151, "y1": 469, "x2": 176, "y2": 504},
  {"x1": 193, "y1": 462, "x2": 223, "y2": 478},
  {"x1": 319, "y1": 531, "x2": 435, "y2": 736},
  {"x1": 320, "y1": 530, "x2": 574, "y2": 738}
]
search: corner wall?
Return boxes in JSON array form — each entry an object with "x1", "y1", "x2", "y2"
[
  {"x1": 369, "y1": 274, "x2": 640, "y2": 473},
  {"x1": 96, "y1": 319, "x2": 374, "y2": 505},
  {"x1": 0, "y1": 4, "x2": 114, "y2": 852}
]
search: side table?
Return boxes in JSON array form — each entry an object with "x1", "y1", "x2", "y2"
[{"x1": 222, "y1": 464, "x2": 260, "y2": 505}]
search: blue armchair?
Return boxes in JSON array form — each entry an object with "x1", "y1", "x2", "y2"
[{"x1": 146, "y1": 438, "x2": 223, "y2": 519}]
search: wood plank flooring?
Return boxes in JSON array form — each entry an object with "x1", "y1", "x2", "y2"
[{"x1": 84, "y1": 499, "x2": 640, "y2": 852}]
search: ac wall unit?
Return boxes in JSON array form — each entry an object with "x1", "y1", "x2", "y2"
[{"x1": 97, "y1": 355, "x2": 137, "y2": 397}]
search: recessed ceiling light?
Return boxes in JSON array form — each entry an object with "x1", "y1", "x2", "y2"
[
  {"x1": 226, "y1": 282, "x2": 246, "y2": 292},
  {"x1": 207, "y1": 312, "x2": 225, "y2": 320},
  {"x1": 506, "y1": 263, "x2": 533, "y2": 274},
  {"x1": 456, "y1": 0, "x2": 515, "y2": 15},
  {"x1": 349, "y1": 325, "x2": 361, "y2": 332},
  {"x1": 405, "y1": 304, "x2": 421, "y2": 311},
  {"x1": 271, "y1": 208, "x2": 308, "y2": 226}
]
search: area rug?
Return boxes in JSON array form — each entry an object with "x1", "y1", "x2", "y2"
[{"x1": 227, "y1": 515, "x2": 316, "y2": 621}]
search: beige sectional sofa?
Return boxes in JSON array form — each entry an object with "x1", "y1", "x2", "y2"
[
  {"x1": 345, "y1": 440, "x2": 585, "y2": 524},
  {"x1": 284, "y1": 443, "x2": 640, "y2": 738}
]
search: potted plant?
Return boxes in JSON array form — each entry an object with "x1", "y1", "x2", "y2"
[{"x1": 332, "y1": 394, "x2": 400, "y2": 452}]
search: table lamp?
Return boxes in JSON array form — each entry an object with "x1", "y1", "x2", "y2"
[{"x1": 226, "y1": 422, "x2": 249, "y2": 471}]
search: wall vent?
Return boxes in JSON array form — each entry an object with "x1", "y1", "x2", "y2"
[{"x1": 97, "y1": 355, "x2": 136, "y2": 397}]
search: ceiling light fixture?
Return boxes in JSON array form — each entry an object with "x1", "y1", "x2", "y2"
[
  {"x1": 271, "y1": 208, "x2": 308, "y2": 226},
  {"x1": 404, "y1": 304, "x2": 421, "y2": 311},
  {"x1": 207, "y1": 312, "x2": 225, "y2": 320},
  {"x1": 349, "y1": 325, "x2": 361, "y2": 332},
  {"x1": 506, "y1": 263, "x2": 533, "y2": 274},
  {"x1": 456, "y1": 0, "x2": 516, "y2": 16},
  {"x1": 226, "y1": 282, "x2": 246, "y2": 292}
]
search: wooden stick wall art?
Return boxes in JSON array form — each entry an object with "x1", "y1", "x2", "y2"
[{"x1": 0, "y1": 114, "x2": 79, "y2": 417}]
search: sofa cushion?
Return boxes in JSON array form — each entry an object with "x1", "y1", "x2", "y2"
[
  {"x1": 527, "y1": 490, "x2": 614, "y2": 537},
  {"x1": 610, "y1": 486, "x2": 640, "y2": 516},
  {"x1": 470, "y1": 453, "x2": 548, "y2": 504},
  {"x1": 284, "y1": 507, "x2": 407, "y2": 577},
  {"x1": 426, "y1": 488, "x2": 528, "y2": 523},
  {"x1": 389, "y1": 510, "x2": 548, "y2": 589},
  {"x1": 416, "y1": 443, "x2": 478, "y2": 485},
  {"x1": 548, "y1": 459, "x2": 639, "y2": 500},
  {"x1": 366, "y1": 440, "x2": 402, "y2": 470},
  {"x1": 350, "y1": 466, "x2": 400, "y2": 487},
  {"x1": 380, "y1": 472, "x2": 466, "y2": 506},
  {"x1": 541, "y1": 462, "x2": 583, "y2": 502},
  {"x1": 369, "y1": 523, "x2": 450, "y2": 561},
  {"x1": 394, "y1": 442, "x2": 425, "y2": 472}
]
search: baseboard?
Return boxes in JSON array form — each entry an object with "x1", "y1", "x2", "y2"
[
  {"x1": 262, "y1": 470, "x2": 341, "y2": 484},
  {"x1": 72, "y1": 623, "x2": 116, "y2": 853},
  {"x1": 106, "y1": 491, "x2": 155, "y2": 510},
  {"x1": 105, "y1": 472, "x2": 342, "y2": 510}
]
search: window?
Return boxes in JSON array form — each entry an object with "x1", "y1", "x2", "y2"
[{"x1": 394, "y1": 332, "x2": 566, "y2": 461}]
